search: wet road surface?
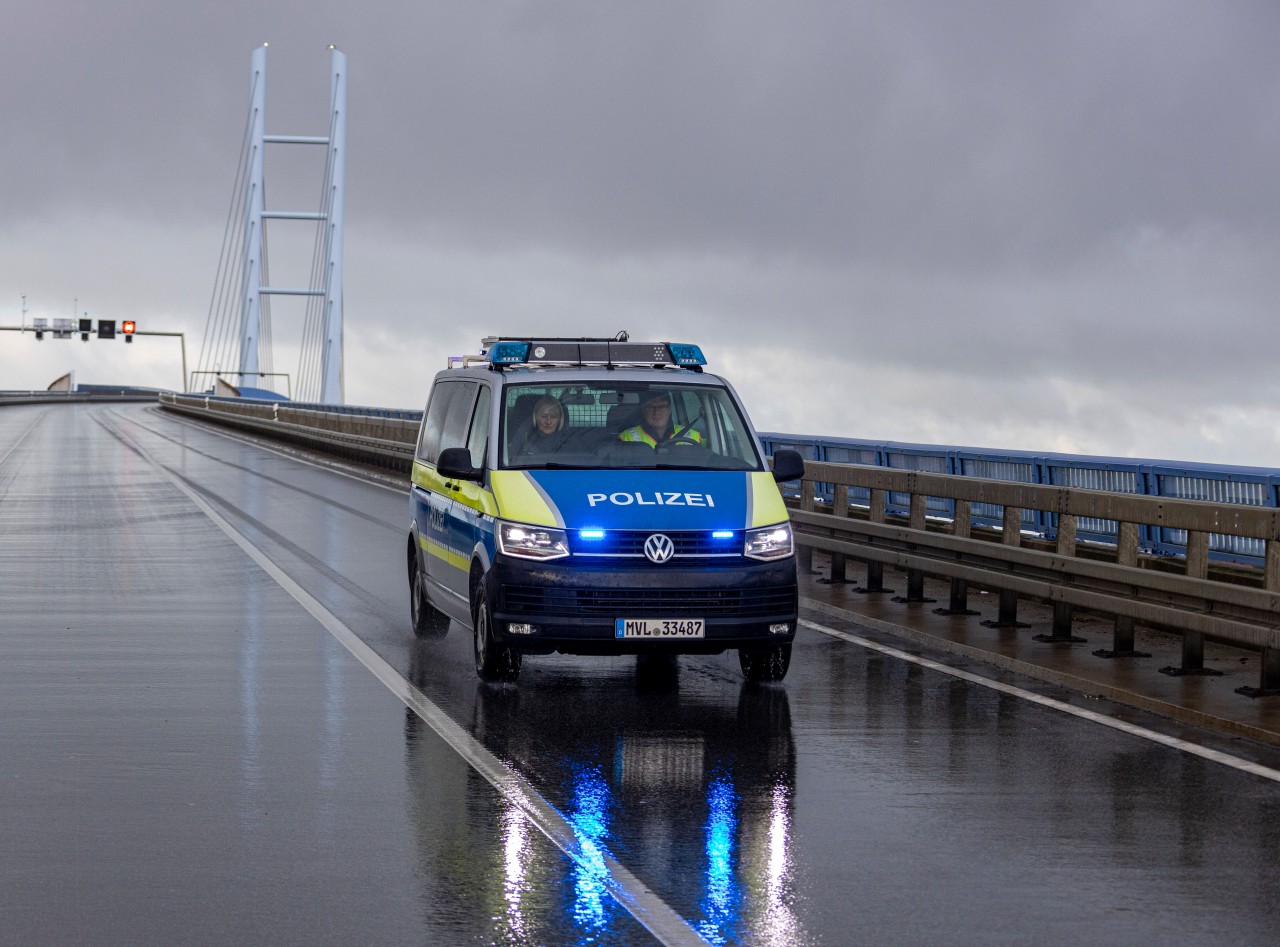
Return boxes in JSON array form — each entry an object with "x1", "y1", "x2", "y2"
[{"x1": 2, "y1": 402, "x2": 1280, "y2": 946}]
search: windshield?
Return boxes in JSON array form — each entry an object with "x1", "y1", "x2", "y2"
[{"x1": 499, "y1": 381, "x2": 763, "y2": 471}]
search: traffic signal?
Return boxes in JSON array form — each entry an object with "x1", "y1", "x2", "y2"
[
  {"x1": 122, "y1": 320, "x2": 136, "y2": 343},
  {"x1": 98, "y1": 320, "x2": 116, "y2": 340},
  {"x1": 79, "y1": 318, "x2": 91, "y2": 342}
]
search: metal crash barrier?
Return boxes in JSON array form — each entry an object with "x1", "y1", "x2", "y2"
[
  {"x1": 157, "y1": 393, "x2": 418, "y2": 472},
  {"x1": 788, "y1": 460, "x2": 1280, "y2": 699}
]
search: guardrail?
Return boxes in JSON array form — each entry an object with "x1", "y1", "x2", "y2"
[
  {"x1": 790, "y1": 459, "x2": 1280, "y2": 698},
  {"x1": 0, "y1": 389, "x2": 161, "y2": 406},
  {"x1": 157, "y1": 393, "x2": 418, "y2": 472}
]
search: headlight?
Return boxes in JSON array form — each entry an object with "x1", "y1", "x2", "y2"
[
  {"x1": 498, "y1": 521, "x2": 570, "y2": 560},
  {"x1": 744, "y1": 523, "x2": 793, "y2": 561}
]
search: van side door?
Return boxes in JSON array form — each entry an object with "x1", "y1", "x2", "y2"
[
  {"x1": 411, "y1": 380, "x2": 474, "y2": 615},
  {"x1": 445, "y1": 385, "x2": 493, "y2": 602},
  {"x1": 434, "y1": 383, "x2": 487, "y2": 605}
]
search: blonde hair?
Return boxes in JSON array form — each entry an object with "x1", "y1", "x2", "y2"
[{"x1": 532, "y1": 396, "x2": 564, "y2": 430}]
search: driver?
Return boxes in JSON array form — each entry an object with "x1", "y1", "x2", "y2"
[{"x1": 617, "y1": 390, "x2": 702, "y2": 447}]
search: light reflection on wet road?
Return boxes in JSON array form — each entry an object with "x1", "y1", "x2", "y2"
[{"x1": 2, "y1": 403, "x2": 1279, "y2": 946}]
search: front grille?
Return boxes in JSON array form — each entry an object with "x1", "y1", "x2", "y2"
[
  {"x1": 572, "y1": 529, "x2": 741, "y2": 559},
  {"x1": 500, "y1": 584, "x2": 796, "y2": 618}
]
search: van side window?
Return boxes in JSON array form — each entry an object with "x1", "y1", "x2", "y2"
[
  {"x1": 418, "y1": 382, "x2": 464, "y2": 463},
  {"x1": 465, "y1": 387, "x2": 491, "y2": 469},
  {"x1": 439, "y1": 384, "x2": 479, "y2": 456}
]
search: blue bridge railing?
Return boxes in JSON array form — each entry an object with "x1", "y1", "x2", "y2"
[{"x1": 759, "y1": 433, "x2": 1280, "y2": 567}]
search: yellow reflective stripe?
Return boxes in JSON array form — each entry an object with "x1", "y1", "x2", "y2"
[
  {"x1": 418, "y1": 532, "x2": 469, "y2": 570},
  {"x1": 489, "y1": 470, "x2": 563, "y2": 527},
  {"x1": 747, "y1": 472, "x2": 789, "y2": 527}
]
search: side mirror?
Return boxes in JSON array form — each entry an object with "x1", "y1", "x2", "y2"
[
  {"x1": 437, "y1": 447, "x2": 483, "y2": 482},
  {"x1": 770, "y1": 448, "x2": 806, "y2": 483}
]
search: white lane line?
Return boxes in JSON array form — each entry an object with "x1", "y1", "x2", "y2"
[
  {"x1": 143, "y1": 405, "x2": 408, "y2": 494},
  {"x1": 0, "y1": 411, "x2": 46, "y2": 470},
  {"x1": 129, "y1": 433, "x2": 708, "y2": 947},
  {"x1": 801, "y1": 617, "x2": 1280, "y2": 785}
]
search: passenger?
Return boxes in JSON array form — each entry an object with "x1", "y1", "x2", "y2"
[
  {"x1": 617, "y1": 390, "x2": 702, "y2": 447},
  {"x1": 516, "y1": 396, "x2": 569, "y2": 455}
]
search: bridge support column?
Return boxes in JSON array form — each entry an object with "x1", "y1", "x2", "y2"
[
  {"x1": 797, "y1": 478, "x2": 816, "y2": 574},
  {"x1": 1160, "y1": 630, "x2": 1223, "y2": 677},
  {"x1": 319, "y1": 46, "x2": 347, "y2": 405},
  {"x1": 1035, "y1": 514, "x2": 1087, "y2": 643},
  {"x1": 1235, "y1": 647, "x2": 1280, "y2": 698},
  {"x1": 857, "y1": 488, "x2": 894, "y2": 595},
  {"x1": 894, "y1": 494, "x2": 935, "y2": 604},
  {"x1": 1094, "y1": 523, "x2": 1151, "y2": 658},
  {"x1": 1094, "y1": 615, "x2": 1152, "y2": 659},
  {"x1": 821, "y1": 485, "x2": 854, "y2": 584},
  {"x1": 936, "y1": 499, "x2": 979, "y2": 616},
  {"x1": 1236, "y1": 538, "x2": 1280, "y2": 697},
  {"x1": 1159, "y1": 530, "x2": 1223, "y2": 677},
  {"x1": 981, "y1": 506, "x2": 1028, "y2": 628}
]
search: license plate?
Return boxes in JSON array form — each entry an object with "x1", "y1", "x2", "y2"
[{"x1": 615, "y1": 618, "x2": 705, "y2": 639}]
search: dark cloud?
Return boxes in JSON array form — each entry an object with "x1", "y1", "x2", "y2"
[{"x1": 3, "y1": 1, "x2": 1280, "y2": 464}]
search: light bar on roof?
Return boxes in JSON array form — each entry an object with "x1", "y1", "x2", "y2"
[{"x1": 481, "y1": 338, "x2": 708, "y2": 368}]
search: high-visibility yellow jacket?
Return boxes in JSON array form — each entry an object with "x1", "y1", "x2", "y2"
[{"x1": 618, "y1": 424, "x2": 702, "y2": 447}]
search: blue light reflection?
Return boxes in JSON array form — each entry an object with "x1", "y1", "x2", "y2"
[
  {"x1": 568, "y1": 766, "x2": 613, "y2": 937},
  {"x1": 698, "y1": 776, "x2": 742, "y2": 945}
]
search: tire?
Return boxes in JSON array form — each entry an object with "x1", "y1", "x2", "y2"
[
  {"x1": 738, "y1": 642, "x2": 792, "y2": 682},
  {"x1": 409, "y1": 545, "x2": 448, "y2": 638},
  {"x1": 473, "y1": 589, "x2": 521, "y2": 682}
]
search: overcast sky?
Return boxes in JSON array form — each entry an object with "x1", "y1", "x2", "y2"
[{"x1": 4, "y1": 1, "x2": 1280, "y2": 466}]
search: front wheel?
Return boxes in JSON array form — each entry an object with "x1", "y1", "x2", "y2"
[
  {"x1": 739, "y1": 642, "x2": 791, "y2": 682},
  {"x1": 473, "y1": 590, "x2": 521, "y2": 682}
]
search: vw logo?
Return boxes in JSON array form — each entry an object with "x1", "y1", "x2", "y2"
[{"x1": 643, "y1": 533, "x2": 675, "y2": 564}]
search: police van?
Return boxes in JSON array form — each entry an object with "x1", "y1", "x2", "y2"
[{"x1": 406, "y1": 335, "x2": 806, "y2": 682}]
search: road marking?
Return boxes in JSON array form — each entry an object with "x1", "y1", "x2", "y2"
[
  {"x1": 0, "y1": 410, "x2": 46, "y2": 470},
  {"x1": 123, "y1": 423, "x2": 708, "y2": 947},
  {"x1": 144, "y1": 405, "x2": 409, "y2": 494},
  {"x1": 801, "y1": 617, "x2": 1280, "y2": 785}
]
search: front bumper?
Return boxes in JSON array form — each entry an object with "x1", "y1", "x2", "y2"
[{"x1": 484, "y1": 554, "x2": 798, "y2": 655}]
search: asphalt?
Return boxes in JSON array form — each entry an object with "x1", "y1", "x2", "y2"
[{"x1": 798, "y1": 550, "x2": 1280, "y2": 749}]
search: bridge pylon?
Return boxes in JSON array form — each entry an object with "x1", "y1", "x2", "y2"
[{"x1": 239, "y1": 44, "x2": 347, "y2": 403}]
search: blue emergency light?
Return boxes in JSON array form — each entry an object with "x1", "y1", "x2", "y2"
[
  {"x1": 489, "y1": 341, "x2": 531, "y2": 364},
  {"x1": 667, "y1": 343, "x2": 707, "y2": 366}
]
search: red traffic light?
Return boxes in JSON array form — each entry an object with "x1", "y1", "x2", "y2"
[{"x1": 122, "y1": 320, "x2": 136, "y2": 335}]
